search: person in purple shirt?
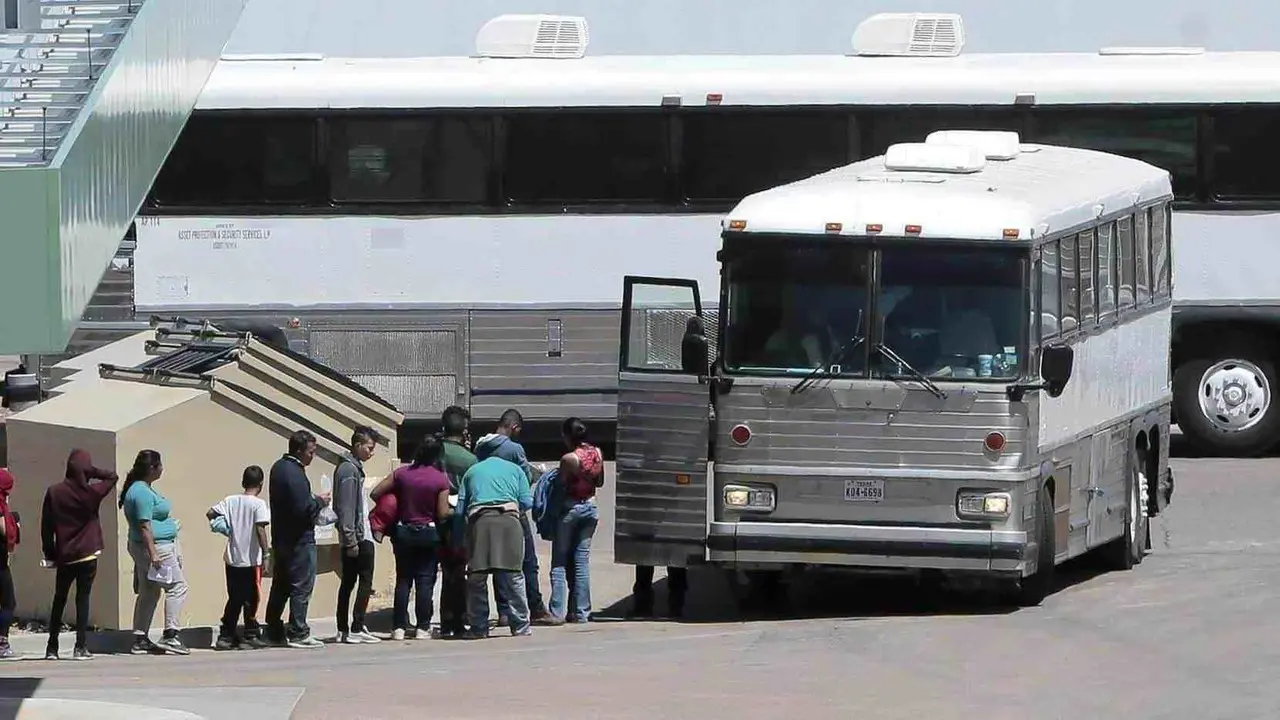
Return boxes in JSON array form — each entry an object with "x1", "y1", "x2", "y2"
[{"x1": 371, "y1": 436, "x2": 453, "y2": 641}]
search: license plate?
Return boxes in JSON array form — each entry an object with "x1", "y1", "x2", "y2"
[{"x1": 844, "y1": 478, "x2": 884, "y2": 502}]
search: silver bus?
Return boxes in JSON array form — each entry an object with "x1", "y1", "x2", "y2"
[{"x1": 615, "y1": 131, "x2": 1176, "y2": 605}]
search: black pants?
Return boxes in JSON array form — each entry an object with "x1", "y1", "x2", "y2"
[
  {"x1": 438, "y1": 534, "x2": 467, "y2": 635},
  {"x1": 48, "y1": 560, "x2": 97, "y2": 651},
  {"x1": 220, "y1": 565, "x2": 262, "y2": 640},
  {"x1": 337, "y1": 540, "x2": 375, "y2": 634},
  {"x1": 634, "y1": 565, "x2": 688, "y2": 616},
  {"x1": 265, "y1": 542, "x2": 316, "y2": 642},
  {"x1": 392, "y1": 540, "x2": 438, "y2": 632},
  {"x1": 0, "y1": 557, "x2": 14, "y2": 639}
]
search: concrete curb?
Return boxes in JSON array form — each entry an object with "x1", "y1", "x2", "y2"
[
  {"x1": 7, "y1": 626, "x2": 215, "y2": 657},
  {"x1": 0, "y1": 698, "x2": 205, "y2": 719}
]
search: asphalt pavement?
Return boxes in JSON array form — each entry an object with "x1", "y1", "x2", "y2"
[{"x1": 3, "y1": 438, "x2": 1279, "y2": 720}]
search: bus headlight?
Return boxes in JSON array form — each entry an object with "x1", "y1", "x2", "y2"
[
  {"x1": 723, "y1": 484, "x2": 776, "y2": 513},
  {"x1": 956, "y1": 490, "x2": 1012, "y2": 520}
]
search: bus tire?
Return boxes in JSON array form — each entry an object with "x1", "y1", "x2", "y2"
[
  {"x1": 1017, "y1": 484, "x2": 1055, "y2": 607},
  {"x1": 1173, "y1": 340, "x2": 1280, "y2": 457},
  {"x1": 1104, "y1": 461, "x2": 1148, "y2": 570}
]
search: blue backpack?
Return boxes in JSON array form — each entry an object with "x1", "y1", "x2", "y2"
[{"x1": 532, "y1": 468, "x2": 565, "y2": 541}]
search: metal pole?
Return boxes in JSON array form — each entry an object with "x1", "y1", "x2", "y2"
[
  {"x1": 40, "y1": 105, "x2": 47, "y2": 162},
  {"x1": 86, "y1": 27, "x2": 92, "y2": 79}
]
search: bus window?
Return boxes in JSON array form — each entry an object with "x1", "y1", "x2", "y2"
[
  {"x1": 1060, "y1": 236, "x2": 1079, "y2": 334},
  {"x1": 1117, "y1": 216, "x2": 1136, "y2": 310},
  {"x1": 721, "y1": 240, "x2": 868, "y2": 374},
  {"x1": 504, "y1": 112, "x2": 667, "y2": 204},
  {"x1": 682, "y1": 111, "x2": 851, "y2": 202},
  {"x1": 878, "y1": 247, "x2": 1024, "y2": 380},
  {"x1": 1027, "y1": 108, "x2": 1197, "y2": 199},
  {"x1": 1097, "y1": 222, "x2": 1117, "y2": 318},
  {"x1": 1039, "y1": 242, "x2": 1060, "y2": 340},
  {"x1": 1151, "y1": 204, "x2": 1171, "y2": 298},
  {"x1": 1078, "y1": 229, "x2": 1096, "y2": 325},
  {"x1": 1211, "y1": 108, "x2": 1280, "y2": 200},
  {"x1": 329, "y1": 116, "x2": 491, "y2": 204},
  {"x1": 152, "y1": 114, "x2": 319, "y2": 206},
  {"x1": 863, "y1": 106, "x2": 1021, "y2": 156},
  {"x1": 1135, "y1": 209, "x2": 1151, "y2": 305}
]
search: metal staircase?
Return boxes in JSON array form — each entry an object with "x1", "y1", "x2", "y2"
[{"x1": 0, "y1": 0, "x2": 248, "y2": 354}]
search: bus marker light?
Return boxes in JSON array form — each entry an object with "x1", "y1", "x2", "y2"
[
  {"x1": 825, "y1": 222, "x2": 843, "y2": 233},
  {"x1": 675, "y1": 473, "x2": 691, "y2": 485},
  {"x1": 727, "y1": 219, "x2": 747, "y2": 231},
  {"x1": 865, "y1": 223, "x2": 883, "y2": 233},
  {"x1": 1003, "y1": 228, "x2": 1020, "y2": 239},
  {"x1": 706, "y1": 93, "x2": 724, "y2": 105},
  {"x1": 984, "y1": 431, "x2": 1006, "y2": 453},
  {"x1": 905, "y1": 224, "x2": 923, "y2": 234},
  {"x1": 730, "y1": 423, "x2": 752, "y2": 446}
]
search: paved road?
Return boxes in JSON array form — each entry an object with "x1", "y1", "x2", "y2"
[{"x1": 4, "y1": 442, "x2": 1280, "y2": 720}]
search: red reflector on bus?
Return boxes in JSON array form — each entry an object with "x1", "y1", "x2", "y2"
[
  {"x1": 984, "y1": 431, "x2": 1007, "y2": 453},
  {"x1": 730, "y1": 424, "x2": 752, "y2": 446}
]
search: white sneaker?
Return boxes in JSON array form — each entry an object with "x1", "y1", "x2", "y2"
[
  {"x1": 340, "y1": 632, "x2": 363, "y2": 645},
  {"x1": 391, "y1": 629, "x2": 405, "y2": 641},
  {"x1": 286, "y1": 636, "x2": 324, "y2": 650},
  {"x1": 355, "y1": 631, "x2": 381, "y2": 644}
]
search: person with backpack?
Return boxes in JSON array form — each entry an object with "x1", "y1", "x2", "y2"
[
  {"x1": 474, "y1": 409, "x2": 550, "y2": 624},
  {"x1": 208, "y1": 466, "x2": 271, "y2": 651},
  {"x1": 0, "y1": 468, "x2": 20, "y2": 660},
  {"x1": 542, "y1": 418, "x2": 605, "y2": 625},
  {"x1": 41, "y1": 449, "x2": 118, "y2": 660}
]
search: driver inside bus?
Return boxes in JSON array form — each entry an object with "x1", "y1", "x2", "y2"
[
  {"x1": 764, "y1": 290, "x2": 841, "y2": 369},
  {"x1": 937, "y1": 289, "x2": 1001, "y2": 363}
]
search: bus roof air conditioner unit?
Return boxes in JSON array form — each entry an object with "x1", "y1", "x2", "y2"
[
  {"x1": 884, "y1": 143, "x2": 986, "y2": 174},
  {"x1": 851, "y1": 13, "x2": 965, "y2": 58},
  {"x1": 475, "y1": 14, "x2": 590, "y2": 59},
  {"x1": 926, "y1": 130, "x2": 1022, "y2": 161}
]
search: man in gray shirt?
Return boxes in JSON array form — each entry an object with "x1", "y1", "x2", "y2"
[{"x1": 334, "y1": 426, "x2": 381, "y2": 644}]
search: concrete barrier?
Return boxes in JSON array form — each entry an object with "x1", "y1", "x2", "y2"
[{"x1": 0, "y1": 698, "x2": 205, "y2": 719}]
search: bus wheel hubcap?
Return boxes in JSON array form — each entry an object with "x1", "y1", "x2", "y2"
[{"x1": 1198, "y1": 359, "x2": 1270, "y2": 433}]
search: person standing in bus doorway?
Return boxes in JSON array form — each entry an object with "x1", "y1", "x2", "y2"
[
  {"x1": 456, "y1": 454, "x2": 534, "y2": 638},
  {"x1": 474, "y1": 409, "x2": 550, "y2": 624},
  {"x1": 265, "y1": 430, "x2": 331, "y2": 650},
  {"x1": 334, "y1": 426, "x2": 381, "y2": 645},
  {"x1": 630, "y1": 317, "x2": 707, "y2": 620},
  {"x1": 438, "y1": 406, "x2": 477, "y2": 638}
]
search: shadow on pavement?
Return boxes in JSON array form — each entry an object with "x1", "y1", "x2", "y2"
[
  {"x1": 0, "y1": 678, "x2": 42, "y2": 720},
  {"x1": 593, "y1": 553, "x2": 1111, "y2": 625}
]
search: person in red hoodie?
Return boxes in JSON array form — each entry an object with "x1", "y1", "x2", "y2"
[
  {"x1": 0, "y1": 468, "x2": 20, "y2": 660},
  {"x1": 40, "y1": 449, "x2": 118, "y2": 661}
]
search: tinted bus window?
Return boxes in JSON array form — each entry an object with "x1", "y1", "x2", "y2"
[
  {"x1": 152, "y1": 114, "x2": 318, "y2": 206},
  {"x1": 329, "y1": 116, "x2": 491, "y2": 204},
  {"x1": 504, "y1": 112, "x2": 668, "y2": 203},
  {"x1": 1028, "y1": 108, "x2": 1197, "y2": 199},
  {"x1": 1211, "y1": 108, "x2": 1280, "y2": 200},
  {"x1": 864, "y1": 107, "x2": 1022, "y2": 156},
  {"x1": 682, "y1": 111, "x2": 850, "y2": 201}
]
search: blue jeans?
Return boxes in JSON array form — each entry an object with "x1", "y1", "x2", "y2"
[
  {"x1": 497, "y1": 513, "x2": 545, "y2": 617},
  {"x1": 392, "y1": 540, "x2": 439, "y2": 631},
  {"x1": 265, "y1": 542, "x2": 316, "y2": 642},
  {"x1": 549, "y1": 501, "x2": 599, "y2": 621},
  {"x1": 469, "y1": 570, "x2": 530, "y2": 635}
]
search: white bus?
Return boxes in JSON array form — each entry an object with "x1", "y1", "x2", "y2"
[
  {"x1": 79, "y1": 12, "x2": 1280, "y2": 454},
  {"x1": 614, "y1": 130, "x2": 1174, "y2": 605}
]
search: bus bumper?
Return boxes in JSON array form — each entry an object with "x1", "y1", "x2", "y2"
[{"x1": 706, "y1": 521, "x2": 1027, "y2": 572}]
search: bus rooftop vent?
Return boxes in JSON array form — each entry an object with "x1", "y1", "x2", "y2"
[
  {"x1": 1098, "y1": 46, "x2": 1205, "y2": 56},
  {"x1": 926, "y1": 130, "x2": 1022, "y2": 161},
  {"x1": 884, "y1": 142, "x2": 986, "y2": 174},
  {"x1": 475, "y1": 14, "x2": 590, "y2": 59},
  {"x1": 851, "y1": 13, "x2": 965, "y2": 58}
]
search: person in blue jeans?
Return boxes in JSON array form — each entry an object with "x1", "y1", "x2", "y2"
[
  {"x1": 474, "y1": 409, "x2": 550, "y2": 623},
  {"x1": 543, "y1": 418, "x2": 605, "y2": 624}
]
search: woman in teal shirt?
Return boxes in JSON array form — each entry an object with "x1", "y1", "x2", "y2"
[{"x1": 120, "y1": 450, "x2": 190, "y2": 656}]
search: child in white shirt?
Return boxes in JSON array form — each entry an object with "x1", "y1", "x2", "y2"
[{"x1": 207, "y1": 466, "x2": 271, "y2": 650}]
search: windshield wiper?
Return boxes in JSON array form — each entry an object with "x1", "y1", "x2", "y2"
[
  {"x1": 790, "y1": 333, "x2": 865, "y2": 395},
  {"x1": 874, "y1": 343, "x2": 947, "y2": 399}
]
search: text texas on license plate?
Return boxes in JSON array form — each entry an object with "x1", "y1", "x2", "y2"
[{"x1": 844, "y1": 478, "x2": 884, "y2": 502}]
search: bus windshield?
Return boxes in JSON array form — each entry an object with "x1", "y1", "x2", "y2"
[
  {"x1": 722, "y1": 239, "x2": 870, "y2": 374},
  {"x1": 875, "y1": 245, "x2": 1026, "y2": 381}
]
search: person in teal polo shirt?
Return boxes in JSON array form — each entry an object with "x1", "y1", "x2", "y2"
[{"x1": 120, "y1": 450, "x2": 190, "y2": 656}]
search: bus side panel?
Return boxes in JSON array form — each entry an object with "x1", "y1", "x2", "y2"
[
  {"x1": 468, "y1": 309, "x2": 618, "y2": 424},
  {"x1": 615, "y1": 373, "x2": 710, "y2": 568}
]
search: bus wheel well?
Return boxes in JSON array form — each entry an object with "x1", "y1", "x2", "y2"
[
  {"x1": 1044, "y1": 476, "x2": 1055, "y2": 504},
  {"x1": 1173, "y1": 320, "x2": 1280, "y2": 367}
]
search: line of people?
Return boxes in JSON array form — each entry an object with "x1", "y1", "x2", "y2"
[{"x1": 0, "y1": 404, "x2": 611, "y2": 660}]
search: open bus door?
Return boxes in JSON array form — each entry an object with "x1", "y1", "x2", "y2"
[{"x1": 614, "y1": 276, "x2": 713, "y2": 569}]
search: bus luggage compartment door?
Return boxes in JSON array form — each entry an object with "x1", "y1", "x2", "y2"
[{"x1": 615, "y1": 276, "x2": 711, "y2": 568}]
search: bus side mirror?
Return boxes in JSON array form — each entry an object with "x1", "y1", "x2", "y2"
[{"x1": 1040, "y1": 344, "x2": 1074, "y2": 398}]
